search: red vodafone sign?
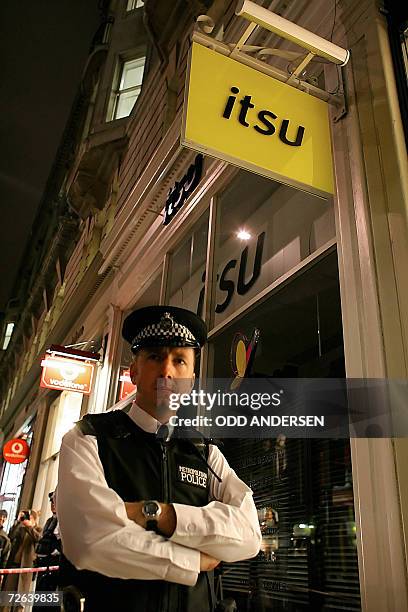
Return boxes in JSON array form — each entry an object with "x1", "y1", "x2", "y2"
[
  {"x1": 3, "y1": 439, "x2": 30, "y2": 464},
  {"x1": 40, "y1": 355, "x2": 95, "y2": 395}
]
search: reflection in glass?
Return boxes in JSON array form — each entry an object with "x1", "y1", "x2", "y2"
[
  {"x1": 114, "y1": 269, "x2": 162, "y2": 405},
  {"x1": 168, "y1": 211, "x2": 209, "y2": 315},
  {"x1": 211, "y1": 170, "x2": 335, "y2": 329},
  {"x1": 210, "y1": 253, "x2": 361, "y2": 610}
]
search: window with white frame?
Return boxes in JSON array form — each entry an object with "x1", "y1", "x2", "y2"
[
  {"x1": 2, "y1": 322, "x2": 14, "y2": 350},
  {"x1": 110, "y1": 57, "x2": 146, "y2": 120},
  {"x1": 126, "y1": 0, "x2": 144, "y2": 11}
]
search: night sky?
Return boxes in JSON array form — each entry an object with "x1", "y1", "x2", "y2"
[{"x1": 0, "y1": 1, "x2": 101, "y2": 316}]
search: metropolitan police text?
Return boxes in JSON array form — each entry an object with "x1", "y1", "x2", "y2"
[{"x1": 169, "y1": 390, "x2": 282, "y2": 411}]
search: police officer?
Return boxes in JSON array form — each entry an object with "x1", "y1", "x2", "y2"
[{"x1": 57, "y1": 306, "x2": 261, "y2": 611}]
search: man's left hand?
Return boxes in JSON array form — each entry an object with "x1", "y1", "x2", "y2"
[{"x1": 124, "y1": 501, "x2": 176, "y2": 537}]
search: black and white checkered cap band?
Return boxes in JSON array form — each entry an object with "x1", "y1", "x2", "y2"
[{"x1": 131, "y1": 320, "x2": 197, "y2": 348}]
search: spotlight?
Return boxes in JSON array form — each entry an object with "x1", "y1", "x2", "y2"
[
  {"x1": 235, "y1": 0, "x2": 350, "y2": 66},
  {"x1": 237, "y1": 229, "x2": 251, "y2": 240}
]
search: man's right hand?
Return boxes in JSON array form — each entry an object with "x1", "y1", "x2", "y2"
[{"x1": 200, "y1": 552, "x2": 220, "y2": 572}]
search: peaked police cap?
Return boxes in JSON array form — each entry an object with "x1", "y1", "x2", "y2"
[{"x1": 122, "y1": 306, "x2": 207, "y2": 353}]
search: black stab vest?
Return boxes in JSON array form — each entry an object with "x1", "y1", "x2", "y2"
[{"x1": 59, "y1": 410, "x2": 214, "y2": 612}]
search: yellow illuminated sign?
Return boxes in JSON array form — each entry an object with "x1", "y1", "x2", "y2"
[{"x1": 182, "y1": 43, "x2": 334, "y2": 196}]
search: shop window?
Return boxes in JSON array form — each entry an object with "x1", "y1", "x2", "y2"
[
  {"x1": 113, "y1": 269, "x2": 162, "y2": 406},
  {"x1": 109, "y1": 56, "x2": 146, "y2": 121},
  {"x1": 31, "y1": 393, "x2": 83, "y2": 526},
  {"x1": 209, "y1": 251, "x2": 361, "y2": 610},
  {"x1": 2, "y1": 322, "x2": 14, "y2": 350},
  {"x1": 210, "y1": 170, "x2": 335, "y2": 329},
  {"x1": 211, "y1": 251, "x2": 343, "y2": 379},
  {"x1": 164, "y1": 209, "x2": 209, "y2": 381},
  {"x1": 167, "y1": 210, "x2": 210, "y2": 317},
  {"x1": 126, "y1": 0, "x2": 144, "y2": 10},
  {"x1": 0, "y1": 422, "x2": 34, "y2": 530},
  {"x1": 42, "y1": 392, "x2": 83, "y2": 460},
  {"x1": 32, "y1": 454, "x2": 59, "y2": 529}
]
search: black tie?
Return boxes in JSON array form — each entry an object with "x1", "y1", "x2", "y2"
[{"x1": 157, "y1": 424, "x2": 170, "y2": 441}]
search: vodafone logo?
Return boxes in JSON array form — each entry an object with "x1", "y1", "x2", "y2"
[
  {"x1": 40, "y1": 356, "x2": 94, "y2": 395},
  {"x1": 3, "y1": 438, "x2": 29, "y2": 464},
  {"x1": 59, "y1": 364, "x2": 85, "y2": 381}
]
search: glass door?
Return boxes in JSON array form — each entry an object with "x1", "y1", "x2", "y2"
[{"x1": 209, "y1": 251, "x2": 361, "y2": 611}]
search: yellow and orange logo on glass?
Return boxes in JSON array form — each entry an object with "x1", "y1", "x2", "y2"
[{"x1": 182, "y1": 42, "x2": 334, "y2": 196}]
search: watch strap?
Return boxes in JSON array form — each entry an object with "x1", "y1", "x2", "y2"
[{"x1": 146, "y1": 519, "x2": 158, "y2": 532}]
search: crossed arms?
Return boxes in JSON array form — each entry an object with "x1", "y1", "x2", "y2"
[{"x1": 57, "y1": 427, "x2": 261, "y2": 587}]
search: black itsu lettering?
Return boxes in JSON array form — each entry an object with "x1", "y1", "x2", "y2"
[
  {"x1": 222, "y1": 87, "x2": 306, "y2": 146},
  {"x1": 216, "y1": 259, "x2": 237, "y2": 314},
  {"x1": 197, "y1": 231, "x2": 267, "y2": 315},
  {"x1": 254, "y1": 110, "x2": 277, "y2": 136},
  {"x1": 222, "y1": 87, "x2": 240, "y2": 118},
  {"x1": 197, "y1": 271, "x2": 206, "y2": 318},
  {"x1": 238, "y1": 95, "x2": 255, "y2": 127},
  {"x1": 279, "y1": 119, "x2": 305, "y2": 146},
  {"x1": 163, "y1": 154, "x2": 204, "y2": 225},
  {"x1": 237, "y1": 231, "x2": 265, "y2": 294}
]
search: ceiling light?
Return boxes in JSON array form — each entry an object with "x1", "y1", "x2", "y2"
[{"x1": 237, "y1": 229, "x2": 251, "y2": 240}]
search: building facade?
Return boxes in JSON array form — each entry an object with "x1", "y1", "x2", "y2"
[{"x1": 1, "y1": 0, "x2": 407, "y2": 610}]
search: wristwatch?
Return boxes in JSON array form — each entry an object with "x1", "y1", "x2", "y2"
[{"x1": 142, "y1": 500, "x2": 162, "y2": 532}]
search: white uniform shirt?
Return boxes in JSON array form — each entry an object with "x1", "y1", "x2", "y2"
[{"x1": 56, "y1": 403, "x2": 261, "y2": 587}]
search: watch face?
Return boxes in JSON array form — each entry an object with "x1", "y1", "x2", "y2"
[{"x1": 144, "y1": 501, "x2": 159, "y2": 517}]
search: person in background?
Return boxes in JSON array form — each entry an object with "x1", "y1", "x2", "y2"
[
  {"x1": 0, "y1": 510, "x2": 11, "y2": 584},
  {"x1": 1, "y1": 510, "x2": 42, "y2": 612},
  {"x1": 32, "y1": 492, "x2": 61, "y2": 611}
]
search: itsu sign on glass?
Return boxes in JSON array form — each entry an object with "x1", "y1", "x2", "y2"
[
  {"x1": 40, "y1": 355, "x2": 95, "y2": 395},
  {"x1": 3, "y1": 438, "x2": 30, "y2": 464}
]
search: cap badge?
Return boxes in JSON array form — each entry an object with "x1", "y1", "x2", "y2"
[{"x1": 160, "y1": 312, "x2": 175, "y2": 330}]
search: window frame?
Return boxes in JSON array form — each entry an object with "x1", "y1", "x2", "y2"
[
  {"x1": 107, "y1": 52, "x2": 146, "y2": 122},
  {"x1": 126, "y1": 0, "x2": 144, "y2": 12},
  {"x1": 2, "y1": 322, "x2": 14, "y2": 350}
]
